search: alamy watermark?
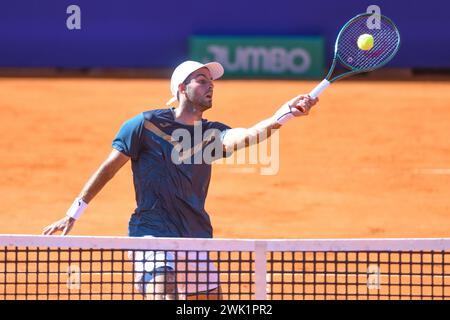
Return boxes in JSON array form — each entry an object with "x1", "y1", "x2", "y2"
[
  {"x1": 66, "y1": 5, "x2": 81, "y2": 30},
  {"x1": 367, "y1": 264, "x2": 381, "y2": 290},
  {"x1": 366, "y1": 4, "x2": 381, "y2": 30},
  {"x1": 168, "y1": 122, "x2": 279, "y2": 175},
  {"x1": 66, "y1": 264, "x2": 81, "y2": 290}
]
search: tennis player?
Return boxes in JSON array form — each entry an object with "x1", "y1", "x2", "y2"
[{"x1": 42, "y1": 60, "x2": 318, "y2": 299}]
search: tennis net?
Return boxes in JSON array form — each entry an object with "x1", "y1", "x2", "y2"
[{"x1": 1, "y1": 235, "x2": 449, "y2": 300}]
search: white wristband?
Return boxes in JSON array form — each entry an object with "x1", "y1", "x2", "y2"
[
  {"x1": 66, "y1": 197, "x2": 88, "y2": 220},
  {"x1": 273, "y1": 102, "x2": 294, "y2": 125}
]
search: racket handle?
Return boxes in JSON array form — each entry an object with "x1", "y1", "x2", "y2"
[{"x1": 309, "y1": 79, "x2": 331, "y2": 99}]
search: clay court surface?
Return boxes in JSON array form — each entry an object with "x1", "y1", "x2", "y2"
[{"x1": 1, "y1": 77, "x2": 449, "y2": 239}]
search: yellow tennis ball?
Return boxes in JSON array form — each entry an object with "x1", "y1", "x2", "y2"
[{"x1": 357, "y1": 34, "x2": 374, "y2": 50}]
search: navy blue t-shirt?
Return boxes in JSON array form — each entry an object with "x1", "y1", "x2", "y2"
[{"x1": 112, "y1": 108, "x2": 231, "y2": 238}]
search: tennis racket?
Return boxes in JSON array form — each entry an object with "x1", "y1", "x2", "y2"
[{"x1": 309, "y1": 13, "x2": 401, "y2": 98}]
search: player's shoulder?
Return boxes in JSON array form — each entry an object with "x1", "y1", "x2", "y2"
[
  {"x1": 205, "y1": 120, "x2": 231, "y2": 132},
  {"x1": 142, "y1": 108, "x2": 172, "y2": 121}
]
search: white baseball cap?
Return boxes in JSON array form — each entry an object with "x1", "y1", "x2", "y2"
[{"x1": 166, "y1": 60, "x2": 224, "y2": 105}]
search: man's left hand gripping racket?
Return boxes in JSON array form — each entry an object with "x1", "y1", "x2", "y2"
[{"x1": 309, "y1": 13, "x2": 401, "y2": 98}]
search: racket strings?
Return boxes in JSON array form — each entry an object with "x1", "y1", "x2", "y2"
[{"x1": 337, "y1": 16, "x2": 400, "y2": 71}]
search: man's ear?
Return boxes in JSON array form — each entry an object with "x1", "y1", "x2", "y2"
[{"x1": 178, "y1": 83, "x2": 186, "y2": 95}]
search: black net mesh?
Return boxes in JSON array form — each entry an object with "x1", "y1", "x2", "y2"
[{"x1": 1, "y1": 236, "x2": 449, "y2": 300}]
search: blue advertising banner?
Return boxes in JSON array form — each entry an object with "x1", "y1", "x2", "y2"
[{"x1": 0, "y1": 0, "x2": 448, "y2": 69}]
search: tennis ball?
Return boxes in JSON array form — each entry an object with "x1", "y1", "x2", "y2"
[{"x1": 357, "y1": 34, "x2": 374, "y2": 51}]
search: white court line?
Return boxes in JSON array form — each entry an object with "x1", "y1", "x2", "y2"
[{"x1": 413, "y1": 168, "x2": 450, "y2": 175}]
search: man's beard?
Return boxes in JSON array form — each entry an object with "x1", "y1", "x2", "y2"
[
  {"x1": 199, "y1": 102, "x2": 212, "y2": 111},
  {"x1": 197, "y1": 98, "x2": 212, "y2": 111}
]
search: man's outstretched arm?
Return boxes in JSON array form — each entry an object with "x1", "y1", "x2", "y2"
[
  {"x1": 222, "y1": 94, "x2": 318, "y2": 151},
  {"x1": 42, "y1": 149, "x2": 130, "y2": 235}
]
